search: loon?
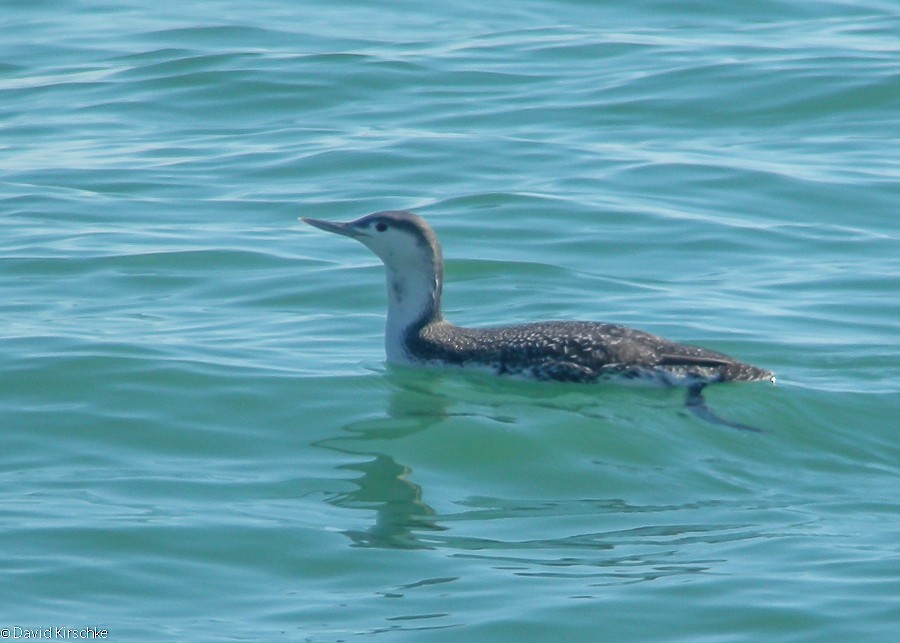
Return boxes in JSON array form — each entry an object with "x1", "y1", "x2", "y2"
[{"x1": 302, "y1": 211, "x2": 774, "y2": 430}]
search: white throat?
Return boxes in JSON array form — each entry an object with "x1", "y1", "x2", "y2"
[{"x1": 383, "y1": 264, "x2": 440, "y2": 363}]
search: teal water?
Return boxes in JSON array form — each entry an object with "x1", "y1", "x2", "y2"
[{"x1": 2, "y1": 1, "x2": 899, "y2": 640}]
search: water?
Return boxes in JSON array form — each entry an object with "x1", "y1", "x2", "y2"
[{"x1": 2, "y1": 0, "x2": 899, "y2": 640}]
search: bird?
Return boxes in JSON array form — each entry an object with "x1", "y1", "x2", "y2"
[{"x1": 302, "y1": 210, "x2": 774, "y2": 430}]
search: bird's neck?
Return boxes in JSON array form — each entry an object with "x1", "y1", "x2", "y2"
[{"x1": 383, "y1": 263, "x2": 442, "y2": 363}]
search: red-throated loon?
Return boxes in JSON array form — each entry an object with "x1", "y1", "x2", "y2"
[{"x1": 302, "y1": 211, "x2": 774, "y2": 430}]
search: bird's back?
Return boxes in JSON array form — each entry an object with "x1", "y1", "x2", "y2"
[{"x1": 409, "y1": 320, "x2": 773, "y2": 385}]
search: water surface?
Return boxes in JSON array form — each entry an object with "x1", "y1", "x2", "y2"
[{"x1": 2, "y1": 1, "x2": 898, "y2": 640}]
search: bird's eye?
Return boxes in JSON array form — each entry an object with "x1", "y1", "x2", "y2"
[{"x1": 375, "y1": 221, "x2": 388, "y2": 232}]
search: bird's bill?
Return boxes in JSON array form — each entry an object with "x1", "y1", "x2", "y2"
[{"x1": 300, "y1": 217, "x2": 361, "y2": 238}]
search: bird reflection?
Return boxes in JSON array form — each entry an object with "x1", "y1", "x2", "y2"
[
  {"x1": 331, "y1": 453, "x2": 444, "y2": 549},
  {"x1": 315, "y1": 368, "x2": 450, "y2": 549},
  {"x1": 313, "y1": 367, "x2": 769, "y2": 588}
]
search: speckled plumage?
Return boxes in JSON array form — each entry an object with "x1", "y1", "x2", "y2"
[
  {"x1": 410, "y1": 320, "x2": 772, "y2": 385},
  {"x1": 302, "y1": 211, "x2": 774, "y2": 388}
]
